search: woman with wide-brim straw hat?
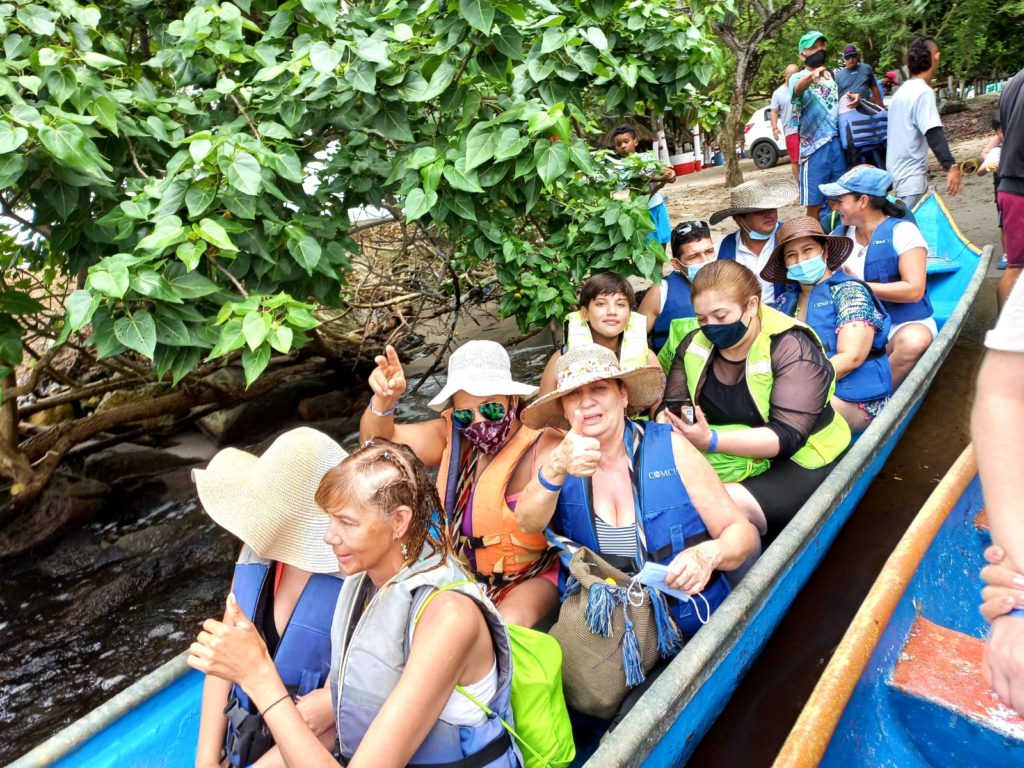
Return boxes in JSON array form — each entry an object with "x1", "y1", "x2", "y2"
[
  {"x1": 359, "y1": 339, "x2": 560, "y2": 628},
  {"x1": 189, "y1": 439, "x2": 521, "y2": 767},
  {"x1": 192, "y1": 427, "x2": 347, "y2": 768},
  {"x1": 514, "y1": 343, "x2": 758, "y2": 718},
  {"x1": 710, "y1": 177, "x2": 800, "y2": 304},
  {"x1": 761, "y1": 216, "x2": 894, "y2": 433}
]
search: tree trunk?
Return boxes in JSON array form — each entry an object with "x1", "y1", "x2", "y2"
[{"x1": 724, "y1": 54, "x2": 757, "y2": 188}]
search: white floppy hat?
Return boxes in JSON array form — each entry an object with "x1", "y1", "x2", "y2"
[
  {"x1": 193, "y1": 427, "x2": 347, "y2": 574},
  {"x1": 521, "y1": 344, "x2": 665, "y2": 431},
  {"x1": 428, "y1": 340, "x2": 538, "y2": 412},
  {"x1": 709, "y1": 178, "x2": 799, "y2": 225}
]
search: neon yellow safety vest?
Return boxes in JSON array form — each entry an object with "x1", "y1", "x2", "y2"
[
  {"x1": 681, "y1": 306, "x2": 851, "y2": 473},
  {"x1": 565, "y1": 310, "x2": 650, "y2": 369}
]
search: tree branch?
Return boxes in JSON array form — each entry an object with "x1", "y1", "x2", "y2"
[
  {"x1": 206, "y1": 252, "x2": 249, "y2": 298},
  {"x1": 124, "y1": 135, "x2": 151, "y2": 179},
  {"x1": 0, "y1": 196, "x2": 51, "y2": 239}
]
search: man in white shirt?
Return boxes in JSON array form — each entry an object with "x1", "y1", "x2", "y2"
[
  {"x1": 771, "y1": 64, "x2": 802, "y2": 181},
  {"x1": 710, "y1": 177, "x2": 799, "y2": 303},
  {"x1": 886, "y1": 36, "x2": 962, "y2": 208}
]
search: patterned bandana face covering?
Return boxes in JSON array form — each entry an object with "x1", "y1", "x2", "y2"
[{"x1": 460, "y1": 398, "x2": 517, "y2": 455}]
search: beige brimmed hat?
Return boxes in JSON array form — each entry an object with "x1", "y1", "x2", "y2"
[
  {"x1": 521, "y1": 344, "x2": 665, "y2": 431},
  {"x1": 193, "y1": 427, "x2": 347, "y2": 574},
  {"x1": 760, "y1": 216, "x2": 854, "y2": 284},
  {"x1": 428, "y1": 339, "x2": 538, "y2": 412},
  {"x1": 709, "y1": 178, "x2": 799, "y2": 225}
]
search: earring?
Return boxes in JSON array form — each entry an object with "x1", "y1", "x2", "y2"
[{"x1": 401, "y1": 542, "x2": 409, "y2": 558}]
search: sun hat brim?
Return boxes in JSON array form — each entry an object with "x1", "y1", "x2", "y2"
[
  {"x1": 428, "y1": 377, "x2": 538, "y2": 412},
  {"x1": 709, "y1": 179, "x2": 799, "y2": 225},
  {"x1": 194, "y1": 428, "x2": 347, "y2": 574},
  {"x1": 761, "y1": 223, "x2": 854, "y2": 284},
  {"x1": 521, "y1": 364, "x2": 666, "y2": 431}
]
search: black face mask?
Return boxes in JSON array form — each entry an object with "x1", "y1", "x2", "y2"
[{"x1": 804, "y1": 50, "x2": 828, "y2": 69}]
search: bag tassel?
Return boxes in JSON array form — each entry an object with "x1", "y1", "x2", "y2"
[
  {"x1": 647, "y1": 587, "x2": 684, "y2": 658},
  {"x1": 564, "y1": 575, "x2": 581, "y2": 597},
  {"x1": 585, "y1": 581, "x2": 617, "y2": 638},
  {"x1": 621, "y1": 612, "x2": 645, "y2": 687}
]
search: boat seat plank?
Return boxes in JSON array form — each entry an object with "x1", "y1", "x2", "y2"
[
  {"x1": 889, "y1": 616, "x2": 1024, "y2": 740},
  {"x1": 926, "y1": 259, "x2": 960, "y2": 275}
]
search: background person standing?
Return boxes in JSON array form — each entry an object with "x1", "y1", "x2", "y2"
[
  {"x1": 772, "y1": 64, "x2": 802, "y2": 181},
  {"x1": 996, "y1": 67, "x2": 1024, "y2": 309},
  {"x1": 885, "y1": 36, "x2": 962, "y2": 210},
  {"x1": 835, "y1": 44, "x2": 883, "y2": 107}
]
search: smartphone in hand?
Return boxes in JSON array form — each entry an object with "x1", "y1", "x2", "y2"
[{"x1": 663, "y1": 401, "x2": 694, "y2": 425}]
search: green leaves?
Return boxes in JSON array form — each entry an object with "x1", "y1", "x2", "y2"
[
  {"x1": 17, "y1": 4, "x2": 56, "y2": 36},
  {"x1": 225, "y1": 152, "x2": 262, "y2": 195},
  {"x1": 196, "y1": 218, "x2": 238, "y2": 252},
  {"x1": 299, "y1": 0, "x2": 338, "y2": 29},
  {"x1": 534, "y1": 139, "x2": 569, "y2": 185},
  {"x1": 37, "y1": 122, "x2": 110, "y2": 180},
  {"x1": 404, "y1": 188, "x2": 437, "y2": 221},
  {"x1": 113, "y1": 311, "x2": 157, "y2": 358},
  {"x1": 0, "y1": 122, "x2": 28, "y2": 154},
  {"x1": 288, "y1": 236, "x2": 322, "y2": 274},
  {"x1": 459, "y1": 0, "x2": 495, "y2": 32}
]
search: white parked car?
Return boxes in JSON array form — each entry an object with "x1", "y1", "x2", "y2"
[{"x1": 743, "y1": 106, "x2": 789, "y2": 169}]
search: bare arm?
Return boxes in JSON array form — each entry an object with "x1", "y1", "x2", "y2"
[
  {"x1": 973, "y1": 348, "x2": 1024, "y2": 715},
  {"x1": 637, "y1": 285, "x2": 661, "y2": 335},
  {"x1": 538, "y1": 349, "x2": 562, "y2": 397},
  {"x1": 793, "y1": 68, "x2": 825, "y2": 97},
  {"x1": 196, "y1": 667, "x2": 232, "y2": 768},
  {"x1": 661, "y1": 406, "x2": 782, "y2": 459},
  {"x1": 515, "y1": 419, "x2": 599, "y2": 533},
  {"x1": 870, "y1": 82, "x2": 883, "y2": 107},
  {"x1": 831, "y1": 322, "x2": 876, "y2": 379},
  {"x1": 359, "y1": 344, "x2": 449, "y2": 465},
  {"x1": 770, "y1": 107, "x2": 781, "y2": 139},
  {"x1": 866, "y1": 247, "x2": 927, "y2": 303}
]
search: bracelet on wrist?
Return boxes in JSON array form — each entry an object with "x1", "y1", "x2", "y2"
[
  {"x1": 537, "y1": 466, "x2": 564, "y2": 492},
  {"x1": 369, "y1": 397, "x2": 397, "y2": 417},
  {"x1": 707, "y1": 429, "x2": 719, "y2": 453},
  {"x1": 260, "y1": 692, "x2": 291, "y2": 718}
]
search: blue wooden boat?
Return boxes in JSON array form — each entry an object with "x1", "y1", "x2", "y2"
[
  {"x1": 10, "y1": 193, "x2": 991, "y2": 767},
  {"x1": 773, "y1": 445, "x2": 1024, "y2": 766}
]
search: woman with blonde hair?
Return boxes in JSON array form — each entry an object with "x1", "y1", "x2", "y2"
[
  {"x1": 189, "y1": 439, "x2": 520, "y2": 767},
  {"x1": 660, "y1": 260, "x2": 851, "y2": 543}
]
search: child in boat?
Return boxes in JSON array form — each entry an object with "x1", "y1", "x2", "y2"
[
  {"x1": 193, "y1": 428, "x2": 346, "y2": 768},
  {"x1": 819, "y1": 166, "x2": 935, "y2": 387},
  {"x1": 762, "y1": 217, "x2": 893, "y2": 433},
  {"x1": 610, "y1": 123, "x2": 676, "y2": 247},
  {"x1": 539, "y1": 272, "x2": 660, "y2": 395}
]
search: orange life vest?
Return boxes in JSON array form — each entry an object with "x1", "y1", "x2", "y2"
[{"x1": 437, "y1": 410, "x2": 551, "y2": 581}]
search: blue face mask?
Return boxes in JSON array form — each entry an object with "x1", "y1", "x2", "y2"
[
  {"x1": 700, "y1": 317, "x2": 749, "y2": 349},
  {"x1": 786, "y1": 256, "x2": 827, "y2": 285},
  {"x1": 686, "y1": 262, "x2": 707, "y2": 282},
  {"x1": 740, "y1": 218, "x2": 773, "y2": 241}
]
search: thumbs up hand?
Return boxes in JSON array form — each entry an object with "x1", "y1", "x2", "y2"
[
  {"x1": 187, "y1": 593, "x2": 273, "y2": 687},
  {"x1": 551, "y1": 410, "x2": 603, "y2": 479}
]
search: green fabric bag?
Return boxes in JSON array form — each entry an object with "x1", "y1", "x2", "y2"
[{"x1": 416, "y1": 584, "x2": 576, "y2": 768}]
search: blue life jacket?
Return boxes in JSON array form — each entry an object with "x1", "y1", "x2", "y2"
[
  {"x1": 549, "y1": 421, "x2": 730, "y2": 637},
  {"x1": 719, "y1": 228, "x2": 787, "y2": 301},
  {"x1": 862, "y1": 216, "x2": 932, "y2": 325},
  {"x1": 224, "y1": 561, "x2": 343, "y2": 766},
  {"x1": 773, "y1": 273, "x2": 893, "y2": 403},
  {"x1": 650, "y1": 271, "x2": 695, "y2": 352}
]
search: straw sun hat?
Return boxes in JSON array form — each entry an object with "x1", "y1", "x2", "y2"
[
  {"x1": 760, "y1": 216, "x2": 854, "y2": 284},
  {"x1": 428, "y1": 339, "x2": 539, "y2": 412},
  {"x1": 521, "y1": 344, "x2": 665, "y2": 431},
  {"x1": 193, "y1": 427, "x2": 348, "y2": 574},
  {"x1": 709, "y1": 178, "x2": 799, "y2": 225}
]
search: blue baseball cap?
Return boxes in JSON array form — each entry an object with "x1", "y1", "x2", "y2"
[{"x1": 819, "y1": 166, "x2": 893, "y2": 199}]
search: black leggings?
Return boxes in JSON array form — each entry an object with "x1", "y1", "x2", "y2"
[{"x1": 742, "y1": 455, "x2": 843, "y2": 545}]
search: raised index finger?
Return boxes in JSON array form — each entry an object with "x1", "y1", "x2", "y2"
[{"x1": 385, "y1": 345, "x2": 402, "y2": 369}]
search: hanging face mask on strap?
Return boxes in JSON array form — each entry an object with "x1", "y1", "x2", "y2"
[
  {"x1": 461, "y1": 398, "x2": 517, "y2": 455},
  {"x1": 738, "y1": 216, "x2": 773, "y2": 242}
]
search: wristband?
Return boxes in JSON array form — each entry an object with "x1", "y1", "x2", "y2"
[
  {"x1": 537, "y1": 466, "x2": 564, "y2": 492},
  {"x1": 1009, "y1": 608, "x2": 1024, "y2": 620},
  {"x1": 369, "y1": 397, "x2": 397, "y2": 417},
  {"x1": 707, "y1": 429, "x2": 719, "y2": 453},
  {"x1": 260, "y1": 692, "x2": 291, "y2": 718}
]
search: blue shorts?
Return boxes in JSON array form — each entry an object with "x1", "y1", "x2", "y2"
[
  {"x1": 648, "y1": 201, "x2": 671, "y2": 244},
  {"x1": 800, "y1": 138, "x2": 846, "y2": 207}
]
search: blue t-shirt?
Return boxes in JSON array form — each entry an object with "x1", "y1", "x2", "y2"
[
  {"x1": 835, "y1": 62, "x2": 877, "y2": 101},
  {"x1": 790, "y1": 69, "x2": 840, "y2": 157}
]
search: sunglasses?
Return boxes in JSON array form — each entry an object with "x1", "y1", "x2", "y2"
[
  {"x1": 451, "y1": 401, "x2": 508, "y2": 430},
  {"x1": 672, "y1": 220, "x2": 710, "y2": 237}
]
